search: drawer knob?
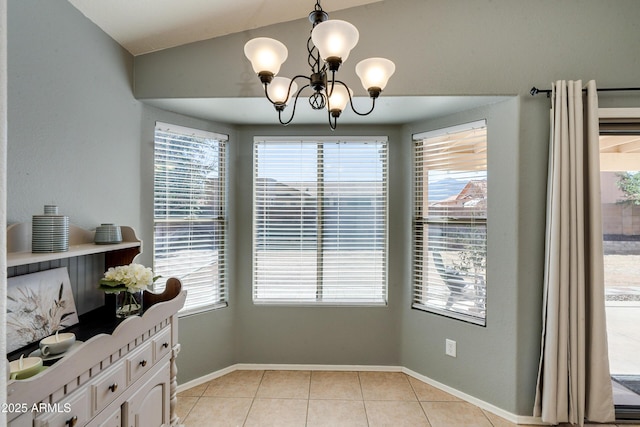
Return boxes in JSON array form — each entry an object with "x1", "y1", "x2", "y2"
[
  {"x1": 66, "y1": 416, "x2": 78, "y2": 427},
  {"x1": 139, "y1": 360, "x2": 147, "y2": 367},
  {"x1": 162, "y1": 342, "x2": 169, "y2": 349},
  {"x1": 108, "y1": 383, "x2": 118, "y2": 393}
]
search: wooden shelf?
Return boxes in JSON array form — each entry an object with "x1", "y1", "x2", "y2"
[
  {"x1": 7, "y1": 241, "x2": 142, "y2": 267},
  {"x1": 7, "y1": 223, "x2": 142, "y2": 268}
]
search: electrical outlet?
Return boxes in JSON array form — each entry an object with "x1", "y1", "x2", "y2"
[{"x1": 445, "y1": 339, "x2": 457, "y2": 357}]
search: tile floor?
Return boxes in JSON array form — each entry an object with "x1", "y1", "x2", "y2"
[{"x1": 176, "y1": 370, "x2": 640, "y2": 426}]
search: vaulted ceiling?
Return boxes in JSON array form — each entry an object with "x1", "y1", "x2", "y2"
[{"x1": 67, "y1": 0, "x2": 383, "y2": 55}]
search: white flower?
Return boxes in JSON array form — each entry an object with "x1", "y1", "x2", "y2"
[{"x1": 100, "y1": 263, "x2": 157, "y2": 293}]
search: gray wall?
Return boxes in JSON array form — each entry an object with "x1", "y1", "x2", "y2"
[
  {"x1": 134, "y1": 0, "x2": 640, "y2": 100},
  {"x1": 1, "y1": 0, "x2": 8, "y2": 417},
  {"x1": 400, "y1": 98, "x2": 524, "y2": 413},
  {"x1": 6, "y1": 0, "x2": 640, "y2": 419},
  {"x1": 7, "y1": 0, "x2": 142, "y2": 230},
  {"x1": 6, "y1": 0, "x2": 147, "y2": 349},
  {"x1": 5, "y1": 0, "x2": 238, "y2": 384}
]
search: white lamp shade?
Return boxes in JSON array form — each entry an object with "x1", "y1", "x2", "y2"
[
  {"x1": 355, "y1": 58, "x2": 396, "y2": 90},
  {"x1": 267, "y1": 77, "x2": 298, "y2": 104},
  {"x1": 244, "y1": 37, "x2": 288, "y2": 75},
  {"x1": 327, "y1": 85, "x2": 352, "y2": 112},
  {"x1": 311, "y1": 20, "x2": 359, "y2": 62}
]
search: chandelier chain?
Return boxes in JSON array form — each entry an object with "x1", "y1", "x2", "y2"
[{"x1": 307, "y1": 36, "x2": 323, "y2": 74}]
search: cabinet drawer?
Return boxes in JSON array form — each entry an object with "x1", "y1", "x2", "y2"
[
  {"x1": 127, "y1": 342, "x2": 154, "y2": 384},
  {"x1": 91, "y1": 363, "x2": 126, "y2": 415},
  {"x1": 8, "y1": 412, "x2": 32, "y2": 427},
  {"x1": 99, "y1": 408, "x2": 121, "y2": 427},
  {"x1": 153, "y1": 328, "x2": 172, "y2": 362},
  {"x1": 35, "y1": 390, "x2": 90, "y2": 427},
  {"x1": 86, "y1": 405, "x2": 121, "y2": 427}
]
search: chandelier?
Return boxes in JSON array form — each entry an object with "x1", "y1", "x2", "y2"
[{"x1": 243, "y1": 0, "x2": 395, "y2": 130}]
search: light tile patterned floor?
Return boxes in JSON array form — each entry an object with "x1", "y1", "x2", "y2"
[{"x1": 177, "y1": 370, "x2": 640, "y2": 427}]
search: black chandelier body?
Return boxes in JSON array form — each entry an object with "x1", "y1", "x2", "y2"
[{"x1": 244, "y1": 0, "x2": 395, "y2": 130}]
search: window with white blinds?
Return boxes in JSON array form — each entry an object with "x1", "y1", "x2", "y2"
[
  {"x1": 154, "y1": 122, "x2": 228, "y2": 315},
  {"x1": 413, "y1": 120, "x2": 487, "y2": 325},
  {"x1": 253, "y1": 137, "x2": 387, "y2": 305}
]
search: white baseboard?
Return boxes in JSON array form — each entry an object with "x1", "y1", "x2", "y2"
[
  {"x1": 176, "y1": 363, "x2": 403, "y2": 393},
  {"x1": 234, "y1": 363, "x2": 404, "y2": 373},
  {"x1": 177, "y1": 364, "x2": 237, "y2": 392},
  {"x1": 401, "y1": 367, "x2": 547, "y2": 425},
  {"x1": 177, "y1": 363, "x2": 547, "y2": 426}
]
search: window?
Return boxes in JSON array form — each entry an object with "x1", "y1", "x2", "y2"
[
  {"x1": 598, "y1": 108, "x2": 640, "y2": 402},
  {"x1": 253, "y1": 137, "x2": 387, "y2": 305},
  {"x1": 412, "y1": 121, "x2": 487, "y2": 325},
  {"x1": 153, "y1": 122, "x2": 228, "y2": 315}
]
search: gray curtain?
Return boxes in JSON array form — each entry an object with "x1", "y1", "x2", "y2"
[{"x1": 534, "y1": 80, "x2": 615, "y2": 426}]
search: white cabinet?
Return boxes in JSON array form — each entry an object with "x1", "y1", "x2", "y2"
[
  {"x1": 33, "y1": 391, "x2": 90, "y2": 427},
  {"x1": 85, "y1": 360, "x2": 171, "y2": 427},
  {"x1": 7, "y1": 280, "x2": 186, "y2": 427},
  {"x1": 124, "y1": 363, "x2": 170, "y2": 427},
  {"x1": 6, "y1": 224, "x2": 185, "y2": 427}
]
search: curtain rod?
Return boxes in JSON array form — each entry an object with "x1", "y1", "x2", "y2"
[{"x1": 530, "y1": 86, "x2": 640, "y2": 97}]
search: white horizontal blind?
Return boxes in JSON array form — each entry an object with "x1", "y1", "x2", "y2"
[
  {"x1": 154, "y1": 122, "x2": 228, "y2": 315},
  {"x1": 253, "y1": 138, "x2": 387, "y2": 305},
  {"x1": 413, "y1": 121, "x2": 487, "y2": 325}
]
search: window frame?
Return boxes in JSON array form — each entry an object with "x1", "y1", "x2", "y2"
[
  {"x1": 252, "y1": 136, "x2": 389, "y2": 306},
  {"x1": 412, "y1": 120, "x2": 488, "y2": 326},
  {"x1": 153, "y1": 122, "x2": 229, "y2": 316}
]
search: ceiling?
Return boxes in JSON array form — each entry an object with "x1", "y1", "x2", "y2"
[
  {"x1": 67, "y1": 0, "x2": 510, "y2": 126},
  {"x1": 67, "y1": 0, "x2": 383, "y2": 56}
]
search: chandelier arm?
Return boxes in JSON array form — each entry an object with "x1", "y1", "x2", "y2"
[
  {"x1": 326, "y1": 70, "x2": 338, "y2": 97},
  {"x1": 262, "y1": 75, "x2": 311, "y2": 106},
  {"x1": 262, "y1": 82, "x2": 274, "y2": 104},
  {"x1": 334, "y1": 79, "x2": 377, "y2": 116},
  {"x1": 327, "y1": 109, "x2": 338, "y2": 131},
  {"x1": 277, "y1": 83, "x2": 311, "y2": 126},
  {"x1": 350, "y1": 96, "x2": 376, "y2": 116}
]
